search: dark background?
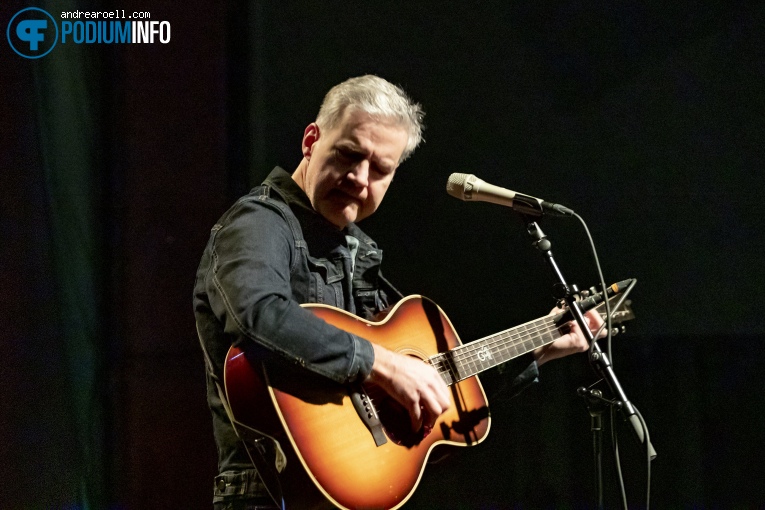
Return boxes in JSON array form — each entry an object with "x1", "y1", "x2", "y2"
[{"x1": 2, "y1": 1, "x2": 764, "y2": 508}]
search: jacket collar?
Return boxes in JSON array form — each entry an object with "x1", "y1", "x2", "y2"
[{"x1": 262, "y1": 167, "x2": 377, "y2": 248}]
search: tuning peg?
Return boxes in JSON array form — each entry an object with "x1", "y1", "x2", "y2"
[{"x1": 609, "y1": 325, "x2": 627, "y2": 336}]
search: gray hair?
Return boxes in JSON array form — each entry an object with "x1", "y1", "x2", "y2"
[{"x1": 315, "y1": 75, "x2": 424, "y2": 162}]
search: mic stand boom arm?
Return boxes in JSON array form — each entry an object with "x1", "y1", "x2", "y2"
[{"x1": 524, "y1": 220, "x2": 656, "y2": 454}]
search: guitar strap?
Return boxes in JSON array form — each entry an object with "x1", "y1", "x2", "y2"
[
  {"x1": 196, "y1": 323, "x2": 286, "y2": 510},
  {"x1": 379, "y1": 272, "x2": 405, "y2": 302}
]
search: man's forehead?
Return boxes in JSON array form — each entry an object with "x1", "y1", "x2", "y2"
[
  {"x1": 335, "y1": 109, "x2": 405, "y2": 134},
  {"x1": 332, "y1": 112, "x2": 406, "y2": 157}
]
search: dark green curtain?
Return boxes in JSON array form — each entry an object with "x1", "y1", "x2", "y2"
[
  {"x1": 226, "y1": 0, "x2": 267, "y2": 195},
  {"x1": 33, "y1": 1, "x2": 108, "y2": 506}
]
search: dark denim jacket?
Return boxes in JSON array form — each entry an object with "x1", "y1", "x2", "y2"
[
  {"x1": 194, "y1": 167, "x2": 397, "y2": 502},
  {"x1": 193, "y1": 167, "x2": 539, "y2": 504}
]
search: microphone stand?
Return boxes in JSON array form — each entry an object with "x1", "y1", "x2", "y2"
[
  {"x1": 577, "y1": 387, "x2": 616, "y2": 509},
  {"x1": 523, "y1": 219, "x2": 656, "y2": 509}
]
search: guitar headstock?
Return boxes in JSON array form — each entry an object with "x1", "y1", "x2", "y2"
[
  {"x1": 595, "y1": 298, "x2": 635, "y2": 335},
  {"x1": 596, "y1": 298, "x2": 635, "y2": 323}
]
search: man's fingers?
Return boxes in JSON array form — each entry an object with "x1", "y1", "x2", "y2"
[
  {"x1": 369, "y1": 346, "x2": 451, "y2": 433},
  {"x1": 410, "y1": 385, "x2": 450, "y2": 432}
]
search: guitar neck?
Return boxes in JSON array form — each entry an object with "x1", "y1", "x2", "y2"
[{"x1": 429, "y1": 314, "x2": 562, "y2": 386}]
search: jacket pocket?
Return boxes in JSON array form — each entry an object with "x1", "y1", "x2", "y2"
[{"x1": 307, "y1": 256, "x2": 346, "y2": 307}]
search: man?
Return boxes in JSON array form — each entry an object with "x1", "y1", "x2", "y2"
[{"x1": 194, "y1": 75, "x2": 600, "y2": 509}]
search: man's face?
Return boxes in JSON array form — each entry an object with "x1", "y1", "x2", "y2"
[{"x1": 298, "y1": 109, "x2": 409, "y2": 229}]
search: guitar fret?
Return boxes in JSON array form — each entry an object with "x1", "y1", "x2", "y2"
[
  {"x1": 436, "y1": 316, "x2": 564, "y2": 384},
  {"x1": 432, "y1": 352, "x2": 459, "y2": 385},
  {"x1": 440, "y1": 354, "x2": 456, "y2": 385}
]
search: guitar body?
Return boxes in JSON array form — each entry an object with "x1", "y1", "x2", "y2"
[{"x1": 224, "y1": 296, "x2": 491, "y2": 509}]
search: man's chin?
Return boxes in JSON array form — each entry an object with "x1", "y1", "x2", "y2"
[
  {"x1": 320, "y1": 206, "x2": 356, "y2": 229},
  {"x1": 318, "y1": 196, "x2": 372, "y2": 227}
]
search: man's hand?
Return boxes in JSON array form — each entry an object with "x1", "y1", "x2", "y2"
[
  {"x1": 368, "y1": 344, "x2": 451, "y2": 434},
  {"x1": 533, "y1": 307, "x2": 604, "y2": 366}
]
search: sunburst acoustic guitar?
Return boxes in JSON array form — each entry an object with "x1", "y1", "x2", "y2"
[{"x1": 224, "y1": 293, "x2": 633, "y2": 509}]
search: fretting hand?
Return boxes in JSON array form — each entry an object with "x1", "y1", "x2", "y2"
[{"x1": 533, "y1": 307, "x2": 604, "y2": 366}]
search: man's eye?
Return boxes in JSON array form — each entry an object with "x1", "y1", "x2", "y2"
[{"x1": 335, "y1": 149, "x2": 357, "y2": 162}]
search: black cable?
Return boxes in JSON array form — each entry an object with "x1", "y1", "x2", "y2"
[{"x1": 572, "y1": 212, "x2": 626, "y2": 508}]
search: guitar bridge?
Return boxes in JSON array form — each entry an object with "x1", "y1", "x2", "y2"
[{"x1": 350, "y1": 386, "x2": 388, "y2": 447}]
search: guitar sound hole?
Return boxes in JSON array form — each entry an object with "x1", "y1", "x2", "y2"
[{"x1": 366, "y1": 387, "x2": 426, "y2": 448}]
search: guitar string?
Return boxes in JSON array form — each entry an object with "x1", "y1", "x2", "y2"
[
  {"x1": 428, "y1": 319, "x2": 563, "y2": 383},
  {"x1": 446, "y1": 326, "x2": 559, "y2": 376},
  {"x1": 446, "y1": 308, "x2": 621, "y2": 373},
  {"x1": 440, "y1": 318, "x2": 559, "y2": 365},
  {"x1": 423, "y1": 305, "x2": 623, "y2": 382},
  {"x1": 427, "y1": 320, "x2": 555, "y2": 374},
  {"x1": 456, "y1": 319, "x2": 561, "y2": 358},
  {"x1": 436, "y1": 323, "x2": 555, "y2": 372}
]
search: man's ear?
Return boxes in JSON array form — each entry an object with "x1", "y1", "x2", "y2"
[{"x1": 302, "y1": 123, "x2": 320, "y2": 159}]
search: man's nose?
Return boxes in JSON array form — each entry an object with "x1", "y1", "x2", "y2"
[{"x1": 346, "y1": 161, "x2": 369, "y2": 187}]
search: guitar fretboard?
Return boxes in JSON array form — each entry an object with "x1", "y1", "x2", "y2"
[{"x1": 428, "y1": 314, "x2": 564, "y2": 385}]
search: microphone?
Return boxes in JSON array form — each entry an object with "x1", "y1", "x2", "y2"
[
  {"x1": 446, "y1": 173, "x2": 574, "y2": 217},
  {"x1": 577, "y1": 279, "x2": 634, "y2": 312}
]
